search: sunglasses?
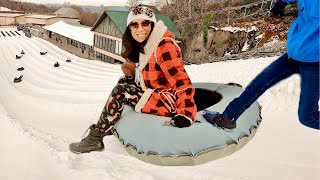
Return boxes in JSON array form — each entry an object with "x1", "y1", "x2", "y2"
[{"x1": 129, "y1": 20, "x2": 151, "y2": 31}]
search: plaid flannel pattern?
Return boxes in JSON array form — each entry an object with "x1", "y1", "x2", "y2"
[{"x1": 141, "y1": 31, "x2": 197, "y2": 120}]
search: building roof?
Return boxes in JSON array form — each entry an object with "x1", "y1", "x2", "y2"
[
  {"x1": 25, "y1": 14, "x2": 57, "y2": 19},
  {"x1": 53, "y1": 7, "x2": 79, "y2": 19},
  {"x1": 0, "y1": 7, "x2": 12, "y2": 11},
  {"x1": 91, "y1": 9, "x2": 180, "y2": 38},
  {"x1": 43, "y1": 21, "x2": 93, "y2": 46},
  {"x1": 105, "y1": 6, "x2": 129, "y2": 12},
  {"x1": 0, "y1": 13, "x2": 24, "y2": 17}
]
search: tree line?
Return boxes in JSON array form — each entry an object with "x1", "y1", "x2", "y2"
[{"x1": 0, "y1": 0, "x2": 59, "y2": 14}]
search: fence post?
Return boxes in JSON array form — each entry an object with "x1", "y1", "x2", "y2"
[
  {"x1": 244, "y1": 6, "x2": 247, "y2": 18},
  {"x1": 227, "y1": 11, "x2": 230, "y2": 26}
]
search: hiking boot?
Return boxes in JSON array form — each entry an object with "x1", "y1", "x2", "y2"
[
  {"x1": 69, "y1": 124, "x2": 105, "y2": 154},
  {"x1": 203, "y1": 112, "x2": 236, "y2": 131}
]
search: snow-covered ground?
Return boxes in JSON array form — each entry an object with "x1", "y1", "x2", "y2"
[{"x1": 0, "y1": 28, "x2": 319, "y2": 180}]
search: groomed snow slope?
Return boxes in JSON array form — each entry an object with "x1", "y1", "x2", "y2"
[{"x1": 0, "y1": 28, "x2": 319, "y2": 180}]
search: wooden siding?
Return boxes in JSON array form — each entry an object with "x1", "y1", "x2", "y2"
[
  {"x1": 95, "y1": 16, "x2": 122, "y2": 39},
  {"x1": 94, "y1": 47, "x2": 125, "y2": 62},
  {"x1": 0, "y1": 17, "x2": 15, "y2": 26},
  {"x1": 94, "y1": 31, "x2": 122, "y2": 41},
  {"x1": 44, "y1": 30, "x2": 94, "y2": 60},
  {"x1": 16, "y1": 16, "x2": 25, "y2": 24},
  {"x1": 94, "y1": 35, "x2": 123, "y2": 55},
  {"x1": 25, "y1": 18, "x2": 46, "y2": 25}
]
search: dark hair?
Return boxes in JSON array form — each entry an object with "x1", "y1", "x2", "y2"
[{"x1": 121, "y1": 22, "x2": 154, "y2": 63}]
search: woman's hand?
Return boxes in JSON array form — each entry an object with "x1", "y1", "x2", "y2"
[
  {"x1": 171, "y1": 115, "x2": 191, "y2": 128},
  {"x1": 121, "y1": 61, "x2": 136, "y2": 76}
]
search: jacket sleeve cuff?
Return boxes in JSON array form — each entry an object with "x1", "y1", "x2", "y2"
[
  {"x1": 175, "y1": 114, "x2": 194, "y2": 124},
  {"x1": 135, "y1": 88, "x2": 154, "y2": 113}
]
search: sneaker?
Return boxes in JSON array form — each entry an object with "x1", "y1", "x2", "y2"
[
  {"x1": 203, "y1": 111, "x2": 236, "y2": 131},
  {"x1": 69, "y1": 124, "x2": 105, "y2": 154}
]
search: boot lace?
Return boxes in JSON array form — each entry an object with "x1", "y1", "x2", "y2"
[{"x1": 79, "y1": 126, "x2": 93, "y2": 145}]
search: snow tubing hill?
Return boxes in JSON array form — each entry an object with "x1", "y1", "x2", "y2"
[{"x1": 113, "y1": 83, "x2": 262, "y2": 166}]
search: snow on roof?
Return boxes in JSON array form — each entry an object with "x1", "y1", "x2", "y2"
[
  {"x1": 0, "y1": 13, "x2": 24, "y2": 17},
  {"x1": 43, "y1": 21, "x2": 93, "y2": 46},
  {"x1": 53, "y1": 7, "x2": 79, "y2": 19},
  {"x1": 25, "y1": 14, "x2": 57, "y2": 19},
  {"x1": 210, "y1": 26, "x2": 258, "y2": 33},
  {"x1": 106, "y1": 6, "x2": 129, "y2": 11},
  {"x1": 0, "y1": 7, "x2": 12, "y2": 11}
]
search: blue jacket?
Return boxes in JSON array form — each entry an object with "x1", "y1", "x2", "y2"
[{"x1": 282, "y1": 0, "x2": 319, "y2": 62}]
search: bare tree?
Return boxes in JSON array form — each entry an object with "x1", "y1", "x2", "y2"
[
  {"x1": 63, "y1": 1, "x2": 71, "y2": 7},
  {"x1": 151, "y1": 0, "x2": 169, "y2": 10},
  {"x1": 163, "y1": 0, "x2": 208, "y2": 30},
  {"x1": 99, "y1": 4, "x2": 106, "y2": 13},
  {"x1": 0, "y1": 0, "x2": 59, "y2": 14},
  {"x1": 126, "y1": 0, "x2": 139, "y2": 7}
]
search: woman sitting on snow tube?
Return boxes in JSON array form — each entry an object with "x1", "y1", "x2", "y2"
[{"x1": 69, "y1": 5, "x2": 198, "y2": 153}]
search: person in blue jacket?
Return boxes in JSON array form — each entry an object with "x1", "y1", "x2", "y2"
[{"x1": 205, "y1": 0, "x2": 319, "y2": 130}]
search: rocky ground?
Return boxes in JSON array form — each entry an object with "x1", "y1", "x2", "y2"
[
  {"x1": 203, "y1": 14, "x2": 297, "y2": 63},
  {"x1": 232, "y1": 15, "x2": 295, "y2": 46},
  {"x1": 200, "y1": 3, "x2": 299, "y2": 63}
]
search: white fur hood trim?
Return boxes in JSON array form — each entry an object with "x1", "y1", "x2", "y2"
[{"x1": 138, "y1": 20, "x2": 167, "y2": 91}]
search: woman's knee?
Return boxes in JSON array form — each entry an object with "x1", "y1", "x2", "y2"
[
  {"x1": 117, "y1": 76, "x2": 134, "y2": 85},
  {"x1": 111, "y1": 84, "x2": 126, "y2": 95}
]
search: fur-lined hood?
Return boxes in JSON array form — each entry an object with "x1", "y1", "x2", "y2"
[{"x1": 138, "y1": 20, "x2": 177, "y2": 90}]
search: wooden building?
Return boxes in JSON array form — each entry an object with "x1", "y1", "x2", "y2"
[
  {"x1": 0, "y1": 7, "x2": 79, "y2": 26},
  {"x1": 0, "y1": 13, "x2": 25, "y2": 26},
  {"x1": 43, "y1": 21, "x2": 94, "y2": 59},
  {"x1": 25, "y1": 14, "x2": 80, "y2": 26},
  {"x1": 91, "y1": 7, "x2": 180, "y2": 63},
  {"x1": 53, "y1": 7, "x2": 80, "y2": 19}
]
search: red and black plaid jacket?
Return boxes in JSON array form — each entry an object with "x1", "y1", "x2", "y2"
[{"x1": 135, "y1": 25, "x2": 197, "y2": 122}]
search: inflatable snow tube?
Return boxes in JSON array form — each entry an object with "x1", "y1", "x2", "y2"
[{"x1": 113, "y1": 83, "x2": 262, "y2": 166}]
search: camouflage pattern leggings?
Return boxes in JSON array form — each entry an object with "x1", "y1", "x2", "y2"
[{"x1": 96, "y1": 76, "x2": 144, "y2": 133}]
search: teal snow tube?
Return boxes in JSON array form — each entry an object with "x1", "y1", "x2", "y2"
[{"x1": 113, "y1": 83, "x2": 262, "y2": 166}]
